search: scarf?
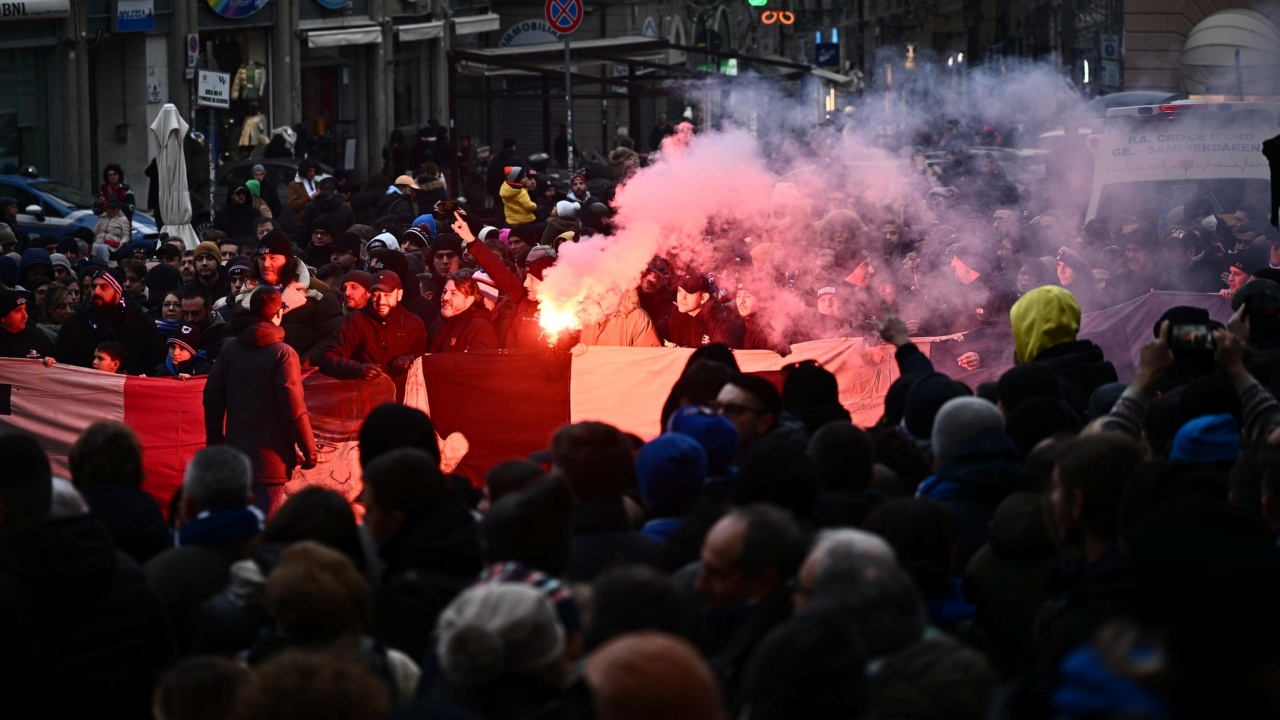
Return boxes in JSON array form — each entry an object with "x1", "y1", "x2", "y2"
[
  {"x1": 177, "y1": 506, "x2": 264, "y2": 548},
  {"x1": 163, "y1": 350, "x2": 208, "y2": 377},
  {"x1": 156, "y1": 318, "x2": 181, "y2": 334},
  {"x1": 87, "y1": 296, "x2": 127, "y2": 331}
]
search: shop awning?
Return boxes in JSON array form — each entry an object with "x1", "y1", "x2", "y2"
[
  {"x1": 455, "y1": 12, "x2": 500, "y2": 36},
  {"x1": 455, "y1": 35, "x2": 671, "y2": 75},
  {"x1": 0, "y1": 0, "x2": 69, "y2": 19},
  {"x1": 811, "y1": 68, "x2": 854, "y2": 84},
  {"x1": 397, "y1": 21, "x2": 443, "y2": 42},
  {"x1": 305, "y1": 26, "x2": 383, "y2": 49}
]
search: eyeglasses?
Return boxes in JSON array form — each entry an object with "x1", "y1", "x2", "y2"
[
  {"x1": 162, "y1": 301, "x2": 181, "y2": 309},
  {"x1": 710, "y1": 401, "x2": 765, "y2": 418}
]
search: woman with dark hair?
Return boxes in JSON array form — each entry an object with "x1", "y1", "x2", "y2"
[
  {"x1": 191, "y1": 487, "x2": 365, "y2": 656},
  {"x1": 95, "y1": 163, "x2": 135, "y2": 217},
  {"x1": 39, "y1": 283, "x2": 76, "y2": 343}
]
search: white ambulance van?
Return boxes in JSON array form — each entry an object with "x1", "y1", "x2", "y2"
[{"x1": 1085, "y1": 102, "x2": 1277, "y2": 223}]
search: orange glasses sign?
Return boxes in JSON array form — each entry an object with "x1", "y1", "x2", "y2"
[{"x1": 761, "y1": 10, "x2": 795, "y2": 24}]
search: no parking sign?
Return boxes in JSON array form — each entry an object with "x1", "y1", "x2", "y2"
[{"x1": 545, "y1": 0, "x2": 583, "y2": 34}]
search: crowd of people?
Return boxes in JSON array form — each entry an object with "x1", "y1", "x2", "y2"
[{"x1": 1, "y1": 110, "x2": 1280, "y2": 720}]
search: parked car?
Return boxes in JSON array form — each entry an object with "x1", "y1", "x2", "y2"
[
  {"x1": 214, "y1": 159, "x2": 334, "y2": 230},
  {"x1": 0, "y1": 175, "x2": 159, "y2": 244}
]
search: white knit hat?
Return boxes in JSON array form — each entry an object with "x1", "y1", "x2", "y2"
[
  {"x1": 436, "y1": 584, "x2": 565, "y2": 687},
  {"x1": 555, "y1": 200, "x2": 580, "y2": 218}
]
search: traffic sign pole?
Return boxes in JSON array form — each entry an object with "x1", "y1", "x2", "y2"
[
  {"x1": 546, "y1": 0, "x2": 582, "y2": 172},
  {"x1": 564, "y1": 38, "x2": 574, "y2": 172}
]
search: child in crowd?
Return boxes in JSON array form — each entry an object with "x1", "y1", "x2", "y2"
[
  {"x1": 91, "y1": 341, "x2": 127, "y2": 374},
  {"x1": 154, "y1": 325, "x2": 211, "y2": 380}
]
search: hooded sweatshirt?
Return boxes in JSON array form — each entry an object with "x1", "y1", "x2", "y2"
[{"x1": 1009, "y1": 285, "x2": 1117, "y2": 415}]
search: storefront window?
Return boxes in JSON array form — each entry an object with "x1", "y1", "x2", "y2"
[{"x1": 0, "y1": 47, "x2": 51, "y2": 173}]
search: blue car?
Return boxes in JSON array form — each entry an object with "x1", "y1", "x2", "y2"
[{"x1": 0, "y1": 175, "x2": 160, "y2": 244}]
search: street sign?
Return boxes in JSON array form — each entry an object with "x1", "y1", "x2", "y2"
[
  {"x1": 115, "y1": 0, "x2": 154, "y2": 33},
  {"x1": 815, "y1": 42, "x2": 839, "y2": 67},
  {"x1": 187, "y1": 33, "x2": 199, "y2": 68},
  {"x1": 196, "y1": 70, "x2": 231, "y2": 109},
  {"x1": 545, "y1": 0, "x2": 582, "y2": 34},
  {"x1": 1100, "y1": 60, "x2": 1120, "y2": 88},
  {"x1": 1100, "y1": 34, "x2": 1119, "y2": 60}
]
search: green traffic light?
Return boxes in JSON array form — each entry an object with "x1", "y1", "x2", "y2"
[{"x1": 748, "y1": 0, "x2": 768, "y2": 6}]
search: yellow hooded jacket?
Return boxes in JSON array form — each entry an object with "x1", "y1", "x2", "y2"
[
  {"x1": 1009, "y1": 285, "x2": 1081, "y2": 365},
  {"x1": 500, "y1": 182, "x2": 537, "y2": 226}
]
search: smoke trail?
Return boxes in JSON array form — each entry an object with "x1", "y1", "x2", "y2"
[{"x1": 535, "y1": 60, "x2": 1091, "y2": 343}]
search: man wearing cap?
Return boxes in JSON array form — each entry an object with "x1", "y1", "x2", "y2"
[
  {"x1": 1108, "y1": 226, "x2": 1172, "y2": 304},
  {"x1": 669, "y1": 274, "x2": 744, "y2": 349},
  {"x1": 298, "y1": 177, "x2": 354, "y2": 247},
  {"x1": 329, "y1": 232, "x2": 363, "y2": 273},
  {"x1": 501, "y1": 167, "x2": 538, "y2": 227},
  {"x1": 54, "y1": 268, "x2": 163, "y2": 375},
  {"x1": 154, "y1": 324, "x2": 212, "y2": 379},
  {"x1": 55, "y1": 237, "x2": 81, "y2": 265},
  {"x1": 428, "y1": 269, "x2": 499, "y2": 354},
  {"x1": 637, "y1": 256, "x2": 677, "y2": 343},
  {"x1": 215, "y1": 256, "x2": 253, "y2": 321},
  {"x1": 1054, "y1": 246, "x2": 1103, "y2": 311},
  {"x1": 246, "y1": 230, "x2": 344, "y2": 366},
  {"x1": 566, "y1": 174, "x2": 597, "y2": 207},
  {"x1": 48, "y1": 253, "x2": 74, "y2": 282},
  {"x1": 341, "y1": 270, "x2": 372, "y2": 313},
  {"x1": 192, "y1": 240, "x2": 231, "y2": 299},
  {"x1": 0, "y1": 288, "x2": 54, "y2": 362},
  {"x1": 379, "y1": 175, "x2": 418, "y2": 224},
  {"x1": 205, "y1": 285, "x2": 317, "y2": 514},
  {"x1": 302, "y1": 215, "x2": 337, "y2": 269},
  {"x1": 430, "y1": 234, "x2": 465, "y2": 278},
  {"x1": 321, "y1": 269, "x2": 426, "y2": 401},
  {"x1": 251, "y1": 163, "x2": 282, "y2": 218},
  {"x1": 946, "y1": 239, "x2": 1015, "y2": 333},
  {"x1": 154, "y1": 241, "x2": 183, "y2": 271},
  {"x1": 1221, "y1": 243, "x2": 1272, "y2": 300}
]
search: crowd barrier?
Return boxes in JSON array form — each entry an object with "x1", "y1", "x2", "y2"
[{"x1": 0, "y1": 291, "x2": 1232, "y2": 509}]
